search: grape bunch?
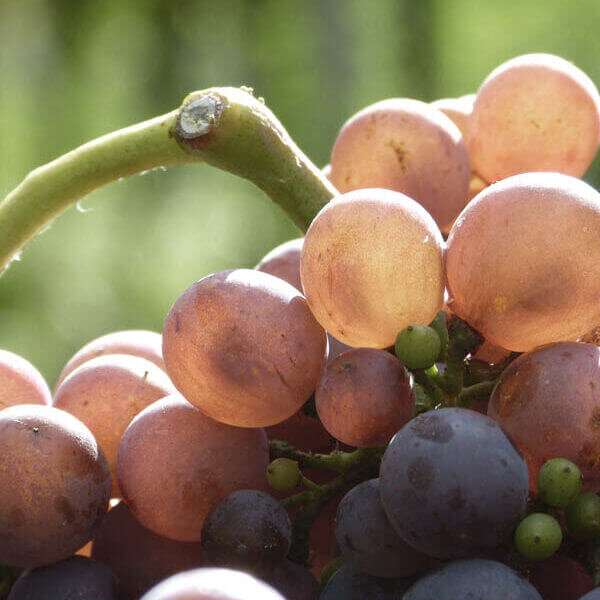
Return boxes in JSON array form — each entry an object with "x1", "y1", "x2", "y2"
[{"x1": 3, "y1": 51, "x2": 600, "y2": 600}]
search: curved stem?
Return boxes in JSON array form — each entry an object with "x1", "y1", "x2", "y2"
[
  {"x1": 0, "y1": 87, "x2": 336, "y2": 273},
  {"x1": 0, "y1": 110, "x2": 189, "y2": 271}
]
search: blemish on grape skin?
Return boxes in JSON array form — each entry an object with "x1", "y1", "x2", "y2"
[
  {"x1": 407, "y1": 457, "x2": 434, "y2": 491},
  {"x1": 410, "y1": 413, "x2": 453, "y2": 443},
  {"x1": 589, "y1": 408, "x2": 600, "y2": 430}
]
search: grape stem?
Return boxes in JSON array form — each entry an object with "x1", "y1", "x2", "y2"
[
  {"x1": 279, "y1": 445, "x2": 383, "y2": 565},
  {"x1": 0, "y1": 87, "x2": 336, "y2": 272},
  {"x1": 269, "y1": 440, "x2": 384, "y2": 474}
]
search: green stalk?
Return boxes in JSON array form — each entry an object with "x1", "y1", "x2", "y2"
[{"x1": 0, "y1": 87, "x2": 336, "y2": 272}]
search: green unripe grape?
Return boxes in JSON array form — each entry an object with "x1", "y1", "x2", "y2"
[
  {"x1": 566, "y1": 492, "x2": 600, "y2": 541},
  {"x1": 394, "y1": 325, "x2": 442, "y2": 370},
  {"x1": 429, "y1": 311, "x2": 449, "y2": 358},
  {"x1": 538, "y1": 458, "x2": 582, "y2": 508},
  {"x1": 266, "y1": 458, "x2": 301, "y2": 492},
  {"x1": 514, "y1": 513, "x2": 563, "y2": 561}
]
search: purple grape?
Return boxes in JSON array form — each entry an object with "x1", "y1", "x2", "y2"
[
  {"x1": 380, "y1": 407, "x2": 528, "y2": 559},
  {"x1": 403, "y1": 559, "x2": 542, "y2": 599},
  {"x1": 335, "y1": 479, "x2": 433, "y2": 578}
]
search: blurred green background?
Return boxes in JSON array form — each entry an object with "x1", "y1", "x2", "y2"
[{"x1": 1, "y1": 0, "x2": 600, "y2": 385}]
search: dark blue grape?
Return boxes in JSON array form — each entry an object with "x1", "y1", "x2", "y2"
[
  {"x1": 257, "y1": 559, "x2": 318, "y2": 600},
  {"x1": 380, "y1": 407, "x2": 528, "y2": 559},
  {"x1": 335, "y1": 479, "x2": 433, "y2": 578},
  {"x1": 8, "y1": 556, "x2": 116, "y2": 600},
  {"x1": 404, "y1": 559, "x2": 542, "y2": 600},
  {"x1": 319, "y1": 565, "x2": 412, "y2": 600},
  {"x1": 201, "y1": 490, "x2": 291, "y2": 570}
]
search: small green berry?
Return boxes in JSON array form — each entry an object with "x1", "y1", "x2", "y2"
[
  {"x1": 566, "y1": 492, "x2": 600, "y2": 541},
  {"x1": 514, "y1": 513, "x2": 562, "y2": 561},
  {"x1": 266, "y1": 458, "x2": 301, "y2": 492},
  {"x1": 538, "y1": 458, "x2": 582, "y2": 508},
  {"x1": 394, "y1": 325, "x2": 442, "y2": 370}
]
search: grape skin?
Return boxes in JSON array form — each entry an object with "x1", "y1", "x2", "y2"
[
  {"x1": 117, "y1": 394, "x2": 269, "y2": 542},
  {"x1": 201, "y1": 490, "x2": 291, "y2": 570},
  {"x1": 0, "y1": 405, "x2": 111, "y2": 568},
  {"x1": 488, "y1": 342, "x2": 600, "y2": 491},
  {"x1": 379, "y1": 408, "x2": 528, "y2": 559},
  {"x1": 56, "y1": 330, "x2": 165, "y2": 387},
  {"x1": 162, "y1": 269, "x2": 327, "y2": 428},
  {"x1": 468, "y1": 53, "x2": 600, "y2": 182},
  {"x1": 140, "y1": 568, "x2": 286, "y2": 600},
  {"x1": 430, "y1": 95, "x2": 473, "y2": 138},
  {"x1": 7, "y1": 556, "x2": 116, "y2": 600},
  {"x1": 54, "y1": 354, "x2": 174, "y2": 496},
  {"x1": 91, "y1": 501, "x2": 203, "y2": 600},
  {"x1": 319, "y1": 565, "x2": 412, "y2": 600},
  {"x1": 403, "y1": 559, "x2": 542, "y2": 600},
  {"x1": 335, "y1": 479, "x2": 433, "y2": 578},
  {"x1": 330, "y1": 98, "x2": 470, "y2": 232},
  {"x1": 301, "y1": 188, "x2": 445, "y2": 349},
  {"x1": 255, "y1": 238, "x2": 304, "y2": 292},
  {"x1": 446, "y1": 172, "x2": 600, "y2": 352},
  {"x1": 316, "y1": 349, "x2": 414, "y2": 447},
  {"x1": 0, "y1": 349, "x2": 51, "y2": 410}
]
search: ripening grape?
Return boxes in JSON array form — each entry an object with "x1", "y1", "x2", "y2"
[
  {"x1": 379, "y1": 408, "x2": 528, "y2": 559},
  {"x1": 430, "y1": 95, "x2": 474, "y2": 137},
  {"x1": 6, "y1": 556, "x2": 116, "y2": 600},
  {"x1": 446, "y1": 173, "x2": 600, "y2": 351},
  {"x1": 319, "y1": 565, "x2": 412, "y2": 600},
  {"x1": 528, "y1": 555, "x2": 594, "y2": 600},
  {"x1": 335, "y1": 479, "x2": 433, "y2": 578},
  {"x1": 403, "y1": 559, "x2": 542, "y2": 600},
  {"x1": 53, "y1": 354, "x2": 174, "y2": 496},
  {"x1": 255, "y1": 238, "x2": 304, "y2": 291},
  {"x1": 256, "y1": 239, "x2": 349, "y2": 361},
  {"x1": 329, "y1": 99, "x2": 470, "y2": 232},
  {"x1": 316, "y1": 349, "x2": 414, "y2": 447},
  {"x1": 201, "y1": 490, "x2": 291, "y2": 570},
  {"x1": 0, "y1": 405, "x2": 111, "y2": 568},
  {"x1": 56, "y1": 330, "x2": 165, "y2": 387},
  {"x1": 488, "y1": 342, "x2": 600, "y2": 490},
  {"x1": 140, "y1": 568, "x2": 286, "y2": 600},
  {"x1": 163, "y1": 269, "x2": 327, "y2": 428},
  {"x1": 91, "y1": 502, "x2": 203, "y2": 600},
  {"x1": 117, "y1": 394, "x2": 268, "y2": 542},
  {"x1": 301, "y1": 188, "x2": 445, "y2": 348},
  {"x1": 468, "y1": 53, "x2": 600, "y2": 182},
  {"x1": 0, "y1": 349, "x2": 50, "y2": 410}
]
